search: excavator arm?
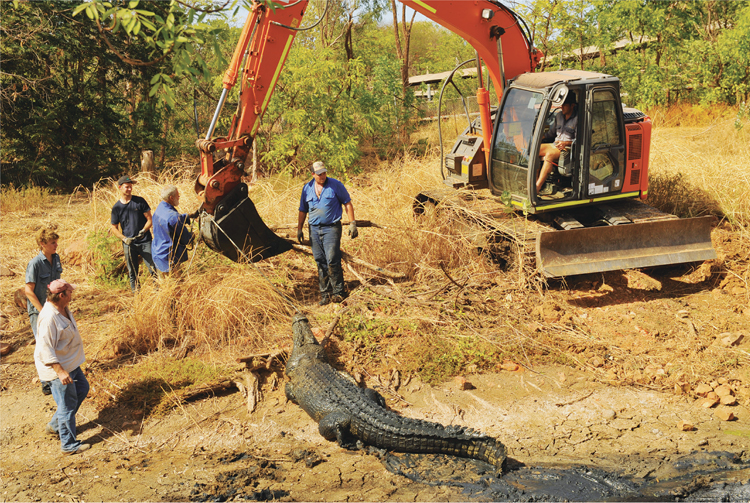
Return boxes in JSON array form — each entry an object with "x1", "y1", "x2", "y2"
[
  {"x1": 195, "y1": 0, "x2": 309, "y2": 261},
  {"x1": 196, "y1": 0, "x2": 538, "y2": 263}
]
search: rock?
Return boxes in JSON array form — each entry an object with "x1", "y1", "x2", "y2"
[
  {"x1": 694, "y1": 383, "x2": 713, "y2": 397},
  {"x1": 714, "y1": 384, "x2": 733, "y2": 397},
  {"x1": 590, "y1": 357, "x2": 604, "y2": 368},
  {"x1": 720, "y1": 395, "x2": 738, "y2": 406},
  {"x1": 454, "y1": 376, "x2": 474, "y2": 390},
  {"x1": 714, "y1": 407, "x2": 736, "y2": 421},
  {"x1": 14, "y1": 288, "x2": 27, "y2": 310},
  {"x1": 60, "y1": 239, "x2": 90, "y2": 266},
  {"x1": 706, "y1": 391, "x2": 719, "y2": 401},
  {"x1": 499, "y1": 361, "x2": 520, "y2": 372},
  {"x1": 677, "y1": 420, "x2": 695, "y2": 431},
  {"x1": 701, "y1": 398, "x2": 719, "y2": 408},
  {"x1": 0, "y1": 265, "x2": 16, "y2": 277}
]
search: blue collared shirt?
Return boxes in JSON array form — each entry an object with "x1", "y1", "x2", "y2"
[
  {"x1": 25, "y1": 251, "x2": 63, "y2": 315},
  {"x1": 299, "y1": 177, "x2": 351, "y2": 226},
  {"x1": 152, "y1": 201, "x2": 193, "y2": 273}
]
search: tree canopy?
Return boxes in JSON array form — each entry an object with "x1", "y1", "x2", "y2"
[{"x1": 2, "y1": 0, "x2": 748, "y2": 189}]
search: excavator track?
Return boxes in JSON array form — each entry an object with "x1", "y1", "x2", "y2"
[{"x1": 414, "y1": 190, "x2": 716, "y2": 278}]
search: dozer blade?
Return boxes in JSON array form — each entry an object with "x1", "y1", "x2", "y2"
[
  {"x1": 200, "y1": 182, "x2": 293, "y2": 263},
  {"x1": 537, "y1": 216, "x2": 716, "y2": 278}
]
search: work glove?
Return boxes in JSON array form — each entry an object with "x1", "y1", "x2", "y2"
[
  {"x1": 136, "y1": 229, "x2": 147, "y2": 240},
  {"x1": 188, "y1": 209, "x2": 200, "y2": 220},
  {"x1": 122, "y1": 237, "x2": 134, "y2": 245},
  {"x1": 348, "y1": 221, "x2": 358, "y2": 239},
  {"x1": 297, "y1": 229, "x2": 304, "y2": 244}
]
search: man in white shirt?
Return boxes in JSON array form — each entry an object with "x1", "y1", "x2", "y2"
[{"x1": 34, "y1": 279, "x2": 91, "y2": 455}]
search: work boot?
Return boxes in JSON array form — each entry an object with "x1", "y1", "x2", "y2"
[
  {"x1": 62, "y1": 444, "x2": 90, "y2": 455},
  {"x1": 319, "y1": 295, "x2": 330, "y2": 306},
  {"x1": 330, "y1": 294, "x2": 345, "y2": 304}
]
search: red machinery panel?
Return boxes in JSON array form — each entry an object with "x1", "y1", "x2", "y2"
[{"x1": 622, "y1": 118, "x2": 652, "y2": 198}]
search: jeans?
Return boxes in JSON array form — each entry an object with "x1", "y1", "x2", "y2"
[
  {"x1": 309, "y1": 222, "x2": 344, "y2": 298},
  {"x1": 123, "y1": 240, "x2": 157, "y2": 291},
  {"x1": 48, "y1": 367, "x2": 90, "y2": 452},
  {"x1": 29, "y1": 312, "x2": 39, "y2": 340}
]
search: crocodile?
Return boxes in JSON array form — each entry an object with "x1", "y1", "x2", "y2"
[{"x1": 284, "y1": 314, "x2": 507, "y2": 471}]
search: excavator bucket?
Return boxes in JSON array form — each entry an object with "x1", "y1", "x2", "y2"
[
  {"x1": 199, "y1": 183, "x2": 293, "y2": 263},
  {"x1": 537, "y1": 216, "x2": 716, "y2": 278}
]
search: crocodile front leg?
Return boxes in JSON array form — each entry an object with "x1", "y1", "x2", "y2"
[
  {"x1": 319, "y1": 412, "x2": 357, "y2": 448},
  {"x1": 364, "y1": 388, "x2": 386, "y2": 408}
]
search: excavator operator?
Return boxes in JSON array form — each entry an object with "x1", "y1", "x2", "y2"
[{"x1": 536, "y1": 92, "x2": 578, "y2": 195}]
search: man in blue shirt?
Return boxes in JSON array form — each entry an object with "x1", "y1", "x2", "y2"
[
  {"x1": 110, "y1": 175, "x2": 157, "y2": 291},
  {"x1": 152, "y1": 185, "x2": 198, "y2": 275},
  {"x1": 297, "y1": 161, "x2": 358, "y2": 305}
]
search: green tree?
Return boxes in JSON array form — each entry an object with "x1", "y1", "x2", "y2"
[{"x1": 0, "y1": 1, "x2": 166, "y2": 188}]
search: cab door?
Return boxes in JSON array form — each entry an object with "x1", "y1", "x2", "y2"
[{"x1": 584, "y1": 87, "x2": 626, "y2": 197}]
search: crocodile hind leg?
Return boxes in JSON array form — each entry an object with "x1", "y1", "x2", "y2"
[{"x1": 319, "y1": 412, "x2": 357, "y2": 449}]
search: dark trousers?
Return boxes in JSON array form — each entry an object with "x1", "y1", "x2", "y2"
[
  {"x1": 123, "y1": 241, "x2": 157, "y2": 291},
  {"x1": 309, "y1": 222, "x2": 344, "y2": 299}
]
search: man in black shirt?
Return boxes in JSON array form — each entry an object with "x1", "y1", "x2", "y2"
[{"x1": 110, "y1": 175, "x2": 157, "y2": 291}]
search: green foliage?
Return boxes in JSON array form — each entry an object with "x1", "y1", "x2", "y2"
[
  {"x1": 1, "y1": 1, "x2": 173, "y2": 188},
  {"x1": 87, "y1": 229, "x2": 128, "y2": 288},
  {"x1": 520, "y1": 0, "x2": 750, "y2": 107},
  {"x1": 259, "y1": 41, "x2": 415, "y2": 175},
  {"x1": 403, "y1": 333, "x2": 499, "y2": 385},
  {"x1": 71, "y1": 0, "x2": 224, "y2": 107}
]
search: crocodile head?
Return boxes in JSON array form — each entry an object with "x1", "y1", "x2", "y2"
[{"x1": 292, "y1": 313, "x2": 320, "y2": 349}]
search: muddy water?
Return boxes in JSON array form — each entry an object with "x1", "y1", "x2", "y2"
[{"x1": 380, "y1": 450, "x2": 750, "y2": 501}]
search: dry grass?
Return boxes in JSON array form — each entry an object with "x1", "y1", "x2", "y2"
[
  {"x1": 2, "y1": 115, "x2": 748, "y2": 404},
  {"x1": 648, "y1": 116, "x2": 750, "y2": 228},
  {"x1": 0, "y1": 184, "x2": 53, "y2": 213}
]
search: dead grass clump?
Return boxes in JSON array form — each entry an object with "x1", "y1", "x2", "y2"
[
  {"x1": 110, "y1": 267, "x2": 296, "y2": 356},
  {"x1": 647, "y1": 171, "x2": 723, "y2": 219},
  {"x1": 0, "y1": 184, "x2": 53, "y2": 213},
  {"x1": 649, "y1": 118, "x2": 749, "y2": 228}
]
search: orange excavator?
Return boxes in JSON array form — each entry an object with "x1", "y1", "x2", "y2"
[{"x1": 195, "y1": 0, "x2": 715, "y2": 277}]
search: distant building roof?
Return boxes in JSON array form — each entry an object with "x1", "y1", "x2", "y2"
[{"x1": 408, "y1": 67, "x2": 477, "y2": 86}]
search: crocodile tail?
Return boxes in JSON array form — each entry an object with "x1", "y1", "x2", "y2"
[
  {"x1": 411, "y1": 434, "x2": 506, "y2": 470},
  {"x1": 464, "y1": 437, "x2": 507, "y2": 470}
]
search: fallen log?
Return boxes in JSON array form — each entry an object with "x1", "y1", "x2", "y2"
[
  {"x1": 291, "y1": 243, "x2": 406, "y2": 279},
  {"x1": 271, "y1": 220, "x2": 383, "y2": 231}
]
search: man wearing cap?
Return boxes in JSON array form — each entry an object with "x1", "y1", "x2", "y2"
[
  {"x1": 297, "y1": 161, "x2": 357, "y2": 306},
  {"x1": 110, "y1": 175, "x2": 157, "y2": 291},
  {"x1": 35, "y1": 279, "x2": 91, "y2": 455},
  {"x1": 536, "y1": 91, "x2": 578, "y2": 194}
]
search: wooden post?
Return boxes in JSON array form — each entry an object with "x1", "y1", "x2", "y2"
[{"x1": 141, "y1": 150, "x2": 154, "y2": 175}]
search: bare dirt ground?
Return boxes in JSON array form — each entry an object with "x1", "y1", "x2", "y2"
[{"x1": 2, "y1": 197, "x2": 750, "y2": 501}]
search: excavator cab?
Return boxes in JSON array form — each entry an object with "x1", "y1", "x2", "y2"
[{"x1": 489, "y1": 71, "x2": 632, "y2": 211}]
